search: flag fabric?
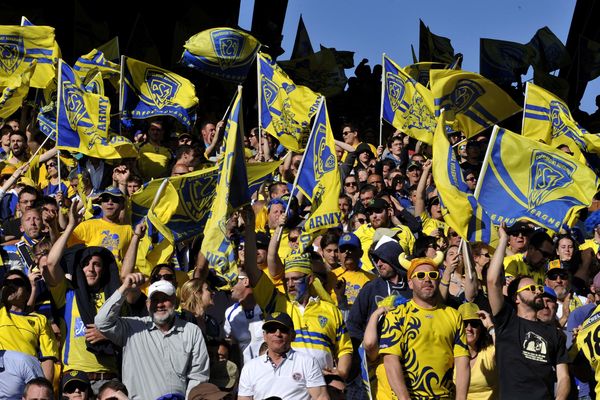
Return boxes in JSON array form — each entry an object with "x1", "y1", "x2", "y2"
[
  {"x1": 121, "y1": 56, "x2": 198, "y2": 129},
  {"x1": 319, "y1": 45, "x2": 355, "y2": 69},
  {"x1": 0, "y1": 25, "x2": 60, "y2": 88},
  {"x1": 20, "y1": 17, "x2": 33, "y2": 27},
  {"x1": 96, "y1": 36, "x2": 120, "y2": 61},
  {"x1": 181, "y1": 27, "x2": 260, "y2": 82},
  {"x1": 527, "y1": 27, "x2": 570, "y2": 72},
  {"x1": 37, "y1": 105, "x2": 56, "y2": 141},
  {"x1": 578, "y1": 36, "x2": 600, "y2": 82},
  {"x1": 56, "y1": 60, "x2": 111, "y2": 154},
  {"x1": 533, "y1": 70, "x2": 570, "y2": 104},
  {"x1": 477, "y1": 126, "x2": 599, "y2": 231},
  {"x1": 201, "y1": 87, "x2": 250, "y2": 283},
  {"x1": 479, "y1": 38, "x2": 533, "y2": 85},
  {"x1": 402, "y1": 61, "x2": 446, "y2": 87},
  {"x1": 293, "y1": 97, "x2": 342, "y2": 253},
  {"x1": 0, "y1": 60, "x2": 35, "y2": 118},
  {"x1": 246, "y1": 160, "x2": 284, "y2": 196},
  {"x1": 430, "y1": 69, "x2": 521, "y2": 138},
  {"x1": 73, "y1": 49, "x2": 120, "y2": 80},
  {"x1": 432, "y1": 110, "x2": 496, "y2": 244},
  {"x1": 291, "y1": 15, "x2": 314, "y2": 59},
  {"x1": 419, "y1": 20, "x2": 454, "y2": 64},
  {"x1": 82, "y1": 69, "x2": 104, "y2": 95},
  {"x1": 522, "y1": 82, "x2": 600, "y2": 153},
  {"x1": 279, "y1": 48, "x2": 348, "y2": 97},
  {"x1": 258, "y1": 52, "x2": 320, "y2": 151},
  {"x1": 382, "y1": 55, "x2": 436, "y2": 145}
]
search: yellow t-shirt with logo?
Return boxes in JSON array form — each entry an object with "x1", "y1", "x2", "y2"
[
  {"x1": 353, "y1": 224, "x2": 415, "y2": 272},
  {"x1": 332, "y1": 266, "x2": 375, "y2": 305},
  {"x1": 67, "y1": 218, "x2": 134, "y2": 268},
  {"x1": 576, "y1": 304, "x2": 600, "y2": 399},
  {"x1": 0, "y1": 306, "x2": 59, "y2": 360},
  {"x1": 420, "y1": 211, "x2": 447, "y2": 237},
  {"x1": 50, "y1": 280, "x2": 118, "y2": 373},
  {"x1": 503, "y1": 253, "x2": 546, "y2": 285},
  {"x1": 379, "y1": 300, "x2": 469, "y2": 399}
]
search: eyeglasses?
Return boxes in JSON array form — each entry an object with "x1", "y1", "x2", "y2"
[
  {"x1": 289, "y1": 236, "x2": 299, "y2": 243},
  {"x1": 342, "y1": 130, "x2": 354, "y2": 136},
  {"x1": 357, "y1": 218, "x2": 366, "y2": 224},
  {"x1": 412, "y1": 271, "x2": 440, "y2": 280},
  {"x1": 448, "y1": 231, "x2": 459, "y2": 238},
  {"x1": 46, "y1": 163, "x2": 57, "y2": 168},
  {"x1": 35, "y1": 250, "x2": 49, "y2": 258},
  {"x1": 100, "y1": 195, "x2": 122, "y2": 204},
  {"x1": 344, "y1": 182, "x2": 357, "y2": 187},
  {"x1": 464, "y1": 320, "x2": 483, "y2": 329},
  {"x1": 510, "y1": 231, "x2": 528, "y2": 237},
  {"x1": 479, "y1": 252, "x2": 491, "y2": 258},
  {"x1": 516, "y1": 284, "x2": 544, "y2": 294},
  {"x1": 151, "y1": 273, "x2": 175, "y2": 283}
]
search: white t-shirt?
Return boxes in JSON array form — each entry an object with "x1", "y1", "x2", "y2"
[
  {"x1": 238, "y1": 349, "x2": 326, "y2": 400},
  {"x1": 224, "y1": 303, "x2": 263, "y2": 353},
  {"x1": 0, "y1": 350, "x2": 44, "y2": 400}
]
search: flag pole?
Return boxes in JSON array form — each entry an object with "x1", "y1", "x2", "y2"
[
  {"x1": 521, "y1": 82, "x2": 530, "y2": 134},
  {"x1": 118, "y1": 55, "x2": 125, "y2": 135},
  {"x1": 276, "y1": 96, "x2": 325, "y2": 242},
  {"x1": 379, "y1": 53, "x2": 386, "y2": 147},
  {"x1": 473, "y1": 125, "x2": 499, "y2": 199},
  {"x1": 57, "y1": 149, "x2": 61, "y2": 193},
  {"x1": 256, "y1": 51, "x2": 263, "y2": 160}
]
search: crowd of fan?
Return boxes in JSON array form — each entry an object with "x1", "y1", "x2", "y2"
[{"x1": 2, "y1": 106, "x2": 600, "y2": 400}]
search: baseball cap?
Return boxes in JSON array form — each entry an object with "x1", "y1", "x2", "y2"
[
  {"x1": 61, "y1": 370, "x2": 90, "y2": 391},
  {"x1": 541, "y1": 286, "x2": 558, "y2": 301},
  {"x1": 338, "y1": 233, "x2": 360, "y2": 250},
  {"x1": 506, "y1": 221, "x2": 534, "y2": 236},
  {"x1": 263, "y1": 312, "x2": 294, "y2": 332},
  {"x1": 355, "y1": 143, "x2": 374, "y2": 158},
  {"x1": 366, "y1": 198, "x2": 389, "y2": 212},
  {"x1": 93, "y1": 186, "x2": 125, "y2": 202},
  {"x1": 188, "y1": 383, "x2": 229, "y2": 400},
  {"x1": 458, "y1": 302, "x2": 480, "y2": 321},
  {"x1": 406, "y1": 161, "x2": 422, "y2": 171},
  {"x1": 147, "y1": 280, "x2": 176, "y2": 299},
  {"x1": 256, "y1": 232, "x2": 270, "y2": 250}
]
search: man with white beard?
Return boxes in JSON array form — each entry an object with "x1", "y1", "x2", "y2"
[{"x1": 95, "y1": 273, "x2": 210, "y2": 399}]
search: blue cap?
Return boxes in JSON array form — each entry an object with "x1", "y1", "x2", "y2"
[
  {"x1": 542, "y1": 286, "x2": 557, "y2": 301},
  {"x1": 95, "y1": 186, "x2": 125, "y2": 198},
  {"x1": 338, "y1": 233, "x2": 361, "y2": 249}
]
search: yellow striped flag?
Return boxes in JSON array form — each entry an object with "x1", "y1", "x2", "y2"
[
  {"x1": 430, "y1": 69, "x2": 521, "y2": 138},
  {"x1": 382, "y1": 54, "x2": 436, "y2": 145},
  {"x1": 0, "y1": 25, "x2": 60, "y2": 89},
  {"x1": 0, "y1": 60, "x2": 35, "y2": 118},
  {"x1": 258, "y1": 52, "x2": 320, "y2": 151}
]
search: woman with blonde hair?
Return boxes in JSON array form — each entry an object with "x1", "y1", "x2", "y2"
[{"x1": 179, "y1": 278, "x2": 219, "y2": 340}]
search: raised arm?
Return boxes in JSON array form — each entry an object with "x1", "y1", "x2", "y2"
[
  {"x1": 363, "y1": 306, "x2": 389, "y2": 362},
  {"x1": 267, "y1": 214, "x2": 285, "y2": 279},
  {"x1": 44, "y1": 200, "x2": 80, "y2": 287},
  {"x1": 462, "y1": 242, "x2": 478, "y2": 302},
  {"x1": 0, "y1": 163, "x2": 29, "y2": 196},
  {"x1": 486, "y1": 224, "x2": 508, "y2": 316},
  {"x1": 414, "y1": 159, "x2": 431, "y2": 217},
  {"x1": 120, "y1": 221, "x2": 146, "y2": 280},
  {"x1": 38, "y1": 147, "x2": 58, "y2": 164},
  {"x1": 241, "y1": 205, "x2": 261, "y2": 287}
]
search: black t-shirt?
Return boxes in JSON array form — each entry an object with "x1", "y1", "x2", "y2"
[{"x1": 494, "y1": 302, "x2": 569, "y2": 400}]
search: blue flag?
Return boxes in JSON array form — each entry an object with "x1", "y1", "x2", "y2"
[{"x1": 478, "y1": 126, "x2": 599, "y2": 231}]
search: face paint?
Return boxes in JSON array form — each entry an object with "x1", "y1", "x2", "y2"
[{"x1": 290, "y1": 276, "x2": 309, "y2": 302}]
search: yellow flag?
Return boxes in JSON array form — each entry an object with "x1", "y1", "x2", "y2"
[
  {"x1": 430, "y1": 69, "x2": 521, "y2": 137},
  {"x1": 382, "y1": 55, "x2": 436, "y2": 144},
  {"x1": 523, "y1": 82, "x2": 600, "y2": 153},
  {"x1": 0, "y1": 25, "x2": 60, "y2": 89},
  {"x1": 0, "y1": 60, "x2": 35, "y2": 118},
  {"x1": 258, "y1": 52, "x2": 320, "y2": 151}
]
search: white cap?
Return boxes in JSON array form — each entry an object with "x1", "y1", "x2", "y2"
[{"x1": 147, "y1": 280, "x2": 176, "y2": 299}]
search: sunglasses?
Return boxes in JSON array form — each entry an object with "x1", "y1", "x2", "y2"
[
  {"x1": 412, "y1": 271, "x2": 440, "y2": 280},
  {"x1": 464, "y1": 319, "x2": 483, "y2": 329},
  {"x1": 264, "y1": 325, "x2": 291, "y2": 334},
  {"x1": 516, "y1": 284, "x2": 544, "y2": 294},
  {"x1": 479, "y1": 252, "x2": 491, "y2": 258},
  {"x1": 357, "y1": 218, "x2": 366, "y2": 224},
  {"x1": 344, "y1": 181, "x2": 357, "y2": 187},
  {"x1": 100, "y1": 195, "x2": 122, "y2": 204},
  {"x1": 151, "y1": 273, "x2": 175, "y2": 283},
  {"x1": 342, "y1": 130, "x2": 354, "y2": 136},
  {"x1": 547, "y1": 271, "x2": 569, "y2": 281},
  {"x1": 5, "y1": 278, "x2": 27, "y2": 287},
  {"x1": 46, "y1": 163, "x2": 57, "y2": 168},
  {"x1": 289, "y1": 236, "x2": 299, "y2": 243}
]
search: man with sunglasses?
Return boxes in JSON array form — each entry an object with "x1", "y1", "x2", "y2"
[
  {"x1": 380, "y1": 257, "x2": 470, "y2": 399},
  {"x1": 238, "y1": 312, "x2": 328, "y2": 400},
  {"x1": 545, "y1": 265, "x2": 587, "y2": 328},
  {"x1": 67, "y1": 187, "x2": 133, "y2": 268},
  {"x1": 487, "y1": 225, "x2": 570, "y2": 399},
  {"x1": 504, "y1": 228, "x2": 555, "y2": 286}
]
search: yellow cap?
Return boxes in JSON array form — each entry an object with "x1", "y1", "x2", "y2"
[{"x1": 458, "y1": 302, "x2": 480, "y2": 321}]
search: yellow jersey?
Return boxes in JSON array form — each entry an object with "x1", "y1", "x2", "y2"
[
  {"x1": 420, "y1": 211, "x2": 447, "y2": 237},
  {"x1": 137, "y1": 143, "x2": 172, "y2": 180},
  {"x1": 379, "y1": 300, "x2": 469, "y2": 399},
  {"x1": 503, "y1": 253, "x2": 545, "y2": 285},
  {"x1": 50, "y1": 280, "x2": 118, "y2": 373},
  {"x1": 0, "y1": 306, "x2": 58, "y2": 360},
  {"x1": 354, "y1": 224, "x2": 415, "y2": 272},
  {"x1": 332, "y1": 266, "x2": 375, "y2": 306},
  {"x1": 254, "y1": 274, "x2": 353, "y2": 370}
]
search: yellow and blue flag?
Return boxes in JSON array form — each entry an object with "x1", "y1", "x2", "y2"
[
  {"x1": 478, "y1": 126, "x2": 599, "y2": 231},
  {"x1": 432, "y1": 110, "x2": 496, "y2": 245},
  {"x1": 201, "y1": 87, "x2": 250, "y2": 282},
  {"x1": 480, "y1": 38, "x2": 533, "y2": 85},
  {"x1": 430, "y1": 69, "x2": 522, "y2": 138},
  {"x1": 121, "y1": 56, "x2": 198, "y2": 129},
  {"x1": 402, "y1": 61, "x2": 446, "y2": 86},
  {"x1": 56, "y1": 60, "x2": 111, "y2": 154},
  {"x1": 73, "y1": 49, "x2": 120, "y2": 82},
  {"x1": 292, "y1": 97, "x2": 342, "y2": 253},
  {"x1": 82, "y1": 69, "x2": 104, "y2": 95},
  {"x1": 0, "y1": 25, "x2": 59, "y2": 89},
  {"x1": 0, "y1": 60, "x2": 35, "y2": 118},
  {"x1": 181, "y1": 27, "x2": 260, "y2": 82},
  {"x1": 523, "y1": 82, "x2": 600, "y2": 152},
  {"x1": 382, "y1": 55, "x2": 436, "y2": 145},
  {"x1": 258, "y1": 52, "x2": 320, "y2": 152}
]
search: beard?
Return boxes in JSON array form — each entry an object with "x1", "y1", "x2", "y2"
[
  {"x1": 519, "y1": 293, "x2": 545, "y2": 311},
  {"x1": 152, "y1": 306, "x2": 176, "y2": 326}
]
